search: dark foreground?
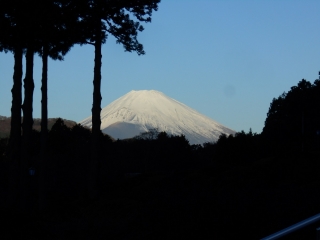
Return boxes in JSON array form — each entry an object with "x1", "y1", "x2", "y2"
[{"x1": 1, "y1": 151, "x2": 320, "y2": 239}]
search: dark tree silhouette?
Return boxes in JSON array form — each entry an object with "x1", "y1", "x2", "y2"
[
  {"x1": 1, "y1": 0, "x2": 161, "y2": 205},
  {"x1": 1, "y1": 2, "x2": 22, "y2": 158},
  {"x1": 1, "y1": 0, "x2": 78, "y2": 210},
  {"x1": 38, "y1": 1, "x2": 79, "y2": 152},
  {"x1": 13, "y1": 1, "x2": 74, "y2": 168},
  {"x1": 78, "y1": 0, "x2": 160, "y2": 199},
  {"x1": 19, "y1": 1, "x2": 45, "y2": 211},
  {"x1": 36, "y1": 1, "x2": 80, "y2": 210},
  {"x1": 262, "y1": 78, "x2": 320, "y2": 152},
  {"x1": 0, "y1": 1, "x2": 26, "y2": 209}
]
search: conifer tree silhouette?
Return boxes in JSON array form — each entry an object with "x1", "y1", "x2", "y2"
[
  {"x1": 38, "y1": 1, "x2": 79, "y2": 153},
  {"x1": 1, "y1": 0, "x2": 78, "y2": 210},
  {"x1": 20, "y1": 1, "x2": 44, "y2": 211},
  {"x1": 1, "y1": 1, "x2": 27, "y2": 209},
  {"x1": 1, "y1": 2, "x2": 22, "y2": 163},
  {"x1": 37, "y1": 1, "x2": 80, "y2": 210},
  {"x1": 77, "y1": 0, "x2": 160, "y2": 199}
]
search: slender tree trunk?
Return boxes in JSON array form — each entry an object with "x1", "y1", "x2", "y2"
[
  {"x1": 39, "y1": 45, "x2": 48, "y2": 210},
  {"x1": 10, "y1": 47, "x2": 23, "y2": 160},
  {"x1": 89, "y1": 22, "x2": 102, "y2": 200},
  {"x1": 9, "y1": 46, "x2": 23, "y2": 208},
  {"x1": 21, "y1": 47, "x2": 35, "y2": 211},
  {"x1": 22, "y1": 47, "x2": 35, "y2": 150},
  {"x1": 41, "y1": 45, "x2": 48, "y2": 154}
]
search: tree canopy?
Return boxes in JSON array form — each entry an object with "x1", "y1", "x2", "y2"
[{"x1": 262, "y1": 78, "x2": 320, "y2": 151}]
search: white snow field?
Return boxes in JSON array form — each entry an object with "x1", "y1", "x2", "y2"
[{"x1": 80, "y1": 90, "x2": 235, "y2": 145}]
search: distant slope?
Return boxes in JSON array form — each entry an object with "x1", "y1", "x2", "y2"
[
  {"x1": 80, "y1": 90, "x2": 235, "y2": 144},
  {"x1": 103, "y1": 122, "x2": 146, "y2": 140},
  {"x1": 0, "y1": 116, "x2": 77, "y2": 138}
]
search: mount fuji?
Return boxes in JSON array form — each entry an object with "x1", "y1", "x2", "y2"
[{"x1": 80, "y1": 90, "x2": 235, "y2": 145}]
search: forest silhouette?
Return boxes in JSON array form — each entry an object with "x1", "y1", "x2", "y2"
[
  {"x1": 1, "y1": 1, "x2": 320, "y2": 239},
  {"x1": 0, "y1": 78, "x2": 320, "y2": 238}
]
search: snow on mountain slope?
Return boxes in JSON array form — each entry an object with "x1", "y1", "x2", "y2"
[{"x1": 80, "y1": 90, "x2": 235, "y2": 144}]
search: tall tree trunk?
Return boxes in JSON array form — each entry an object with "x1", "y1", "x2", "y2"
[
  {"x1": 41, "y1": 45, "x2": 48, "y2": 155},
  {"x1": 8, "y1": 46, "x2": 23, "y2": 208},
  {"x1": 22, "y1": 47, "x2": 35, "y2": 151},
  {"x1": 89, "y1": 22, "x2": 102, "y2": 200},
  {"x1": 21, "y1": 47, "x2": 35, "y2": 211},
  {"x1": 39, "y1": 45, "x2": 48, "y2": 210}
]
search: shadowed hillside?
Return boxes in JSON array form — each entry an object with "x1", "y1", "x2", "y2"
[{"x1": 0, "y1": 116, "x2": 77, "y2": 138}]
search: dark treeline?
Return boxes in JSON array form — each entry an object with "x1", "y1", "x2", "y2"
[
  {"x1": 1, "y1": 0, "x2": 161, "y2": 208},
  {"x1": 1, "y1": 78, "x2": 320, "y2": 239},
  {"x1": 263, "y1": 79, "x2": 320, "y2": 153}
]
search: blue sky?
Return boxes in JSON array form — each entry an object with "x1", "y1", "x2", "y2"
[{"x1": 1, "y1": 0, "x2": 320, "y2": 133}]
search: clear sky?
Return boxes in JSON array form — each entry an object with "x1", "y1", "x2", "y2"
[{"x1": 1, "y1": 0, "x2": 320, "y2": 133}]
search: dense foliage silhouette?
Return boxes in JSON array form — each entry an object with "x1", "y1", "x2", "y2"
[
  {"x1": 263, "y1": 79, "x2": 320, "y2": 153},
  {"x1": 74, "y1": 0, "x2": 160, "y2": 199},
  {"x1": 1, "y1": 0, "x2": 161, "y2": 205}
]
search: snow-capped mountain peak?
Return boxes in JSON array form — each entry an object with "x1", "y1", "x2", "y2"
[{"x1": 80, "y1": 90, "x2": 235, "y2": 144}]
